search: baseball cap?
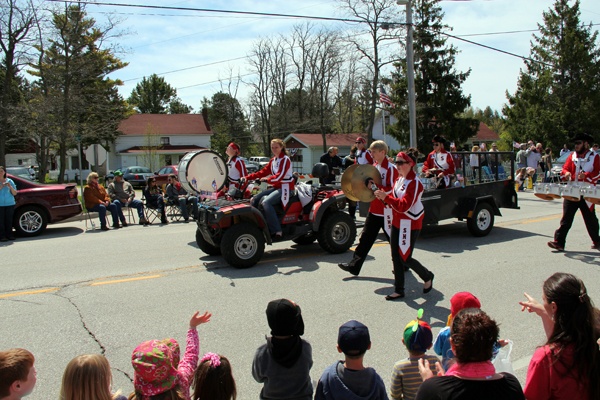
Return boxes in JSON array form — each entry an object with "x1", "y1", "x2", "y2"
[
  {"x1": 338, "y1": 320, "x2": 370, "y2": 356},
  {"x1": 450, "y1": 292, "x2": 481, "y2": 318},
  {"x1": 113, "y1": 170, "x2": 123, "y2": 177}
]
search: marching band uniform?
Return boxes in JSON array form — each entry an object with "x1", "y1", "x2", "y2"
[
  {"x1": 422, "y1": 136, "x2": 455, "y2": 189},
  {"x1": 549, "y1": 133, "x2": 600, "y2": 251},
  {"x1": 227, "y1": 154, "x2": 247, "y2": 191},
  {"x1": 246, "y1": 150, "x2": 294, "y2": 236},
  {"x1": 339, "y1": 155, "x2": 398, "y2": 276},
  {"x1": 383, "y1": 156, "x2": 434, "y2": 299},
  {"x1": 355, "y1": 137, "x2": 374, "y2": 165}
]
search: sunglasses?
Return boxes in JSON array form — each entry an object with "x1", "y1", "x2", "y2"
[
  {"x1": 395, "y1": 161, "x2": 409, "y2": 165},
  {"x1": 433, "y1": 143, "x2": 440, "y2": 147}
]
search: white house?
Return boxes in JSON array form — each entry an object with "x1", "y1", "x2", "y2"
[{"x1": 372, "y1": 110, "x2": 402, "y2": 151}]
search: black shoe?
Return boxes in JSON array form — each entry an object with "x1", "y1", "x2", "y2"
[
  {"x1": 0, "y1": 238, "x2": 7, "y2": 242},
  {"x1": 101, "y1": 226, "x2": 110, "y2": 231},
  {"x1": 385, "y1": 292, "x2": 405, "y2": 301},
  {"x1": 338, "y1": 257, "x2": 362, "y2": 276},
  {"x1": 112, "y1": 223, "x2": 120, "y2": 229},
  {"x1": 272, "y1": 233, "x2": 283, "y2": 242},
  {"x1": 591, "y1": 242, "x2": 600, "y2": 250},
  {"x1": 547, "y1": 241, "x2": 564, "y2": 251},
  {"x1": 161, "y1": 219, "x2": 169, "y2": 225},
  {"x1": 139, "y1": 218, "x2": 148, "y2": 225},
  {"x1": 121, "y1": 221, "x2": 128, "y2": 227},
  {"x1": 8, "y1": 235, "x2": 15, "y2": 240},
  {"x1": 184, "y1": 218, "x2": 190, "y2": 223},
  {"x1": 423, "y1": 274, "x2": 435, "y2": 294}
]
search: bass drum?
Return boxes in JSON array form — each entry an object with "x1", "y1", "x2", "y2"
[{"x1": 177, "y1": 150, "x2": 228, "y2": 195}]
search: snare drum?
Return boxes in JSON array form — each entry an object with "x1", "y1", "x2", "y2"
[
  {"x1": 561, "y1": 182, "x2": 583, "y2": 202},
  {"x1": 534, "y1": 183, "x2": 561, "y2": 201},
  {"x1": 178, "y1": 150, "x2": 228, "y2": 195},
  {"x1": 419, "y1": 177, "x2": 435, "y2": 191},
  {"x1": 582, "y1": 185, "x2": 600, "y2": 205}
]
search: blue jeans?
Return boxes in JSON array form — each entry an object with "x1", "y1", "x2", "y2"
[
  {"x1": 113, "y1": 199, "x2": 144, "y2": 220},
  {"x1": 88, "y1": 203, "x2": 119, "y2": 227},
  {"x1": 252, "y1": 188, "x2": 282, "y2": 234},
  {"x1": 175, "y1": 196, "x2": 198, "y2": 220}
]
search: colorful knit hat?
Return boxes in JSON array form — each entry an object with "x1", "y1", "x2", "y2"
[
  {"x1": 132, "y1": 338, "x2": 180, "y2": 396},
  {"x1": 403, "y1": 320, "x2": 433, "y2": 352}
]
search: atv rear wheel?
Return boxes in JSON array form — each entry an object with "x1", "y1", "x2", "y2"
[
  {"x1": 220, "y1": 223, "x2": 265, "y2": 268},
  {"x1": 317, "y1": 211, "x2": 356, "y2": 253},
  {"x1": 196, "y1": 229, "x2": 221, "y2": 255},
  {"x1": 292, "y1": 232, "x2": 317, "y2": 245}
]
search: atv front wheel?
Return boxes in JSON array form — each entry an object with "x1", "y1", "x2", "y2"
[
  {"x1": 220, "y1": 223, "x2": 265, "y2": 268},
  {"x1": 196, "y1": 229, "x2": 221, "y2": 255},
  {"x1": 317, "y1": 211, "x2": 356, "y2": 253}
]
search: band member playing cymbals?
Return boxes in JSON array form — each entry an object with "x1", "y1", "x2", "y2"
[
  {"x1": 548, "y1": 132, "x2": 600, "y2": 252},
  {"x1": 422, "y1": 135, "x2": 455, "y2": 189},
  {"x1": 374, "y1": 150, "x2": 434, "y2": 300}
]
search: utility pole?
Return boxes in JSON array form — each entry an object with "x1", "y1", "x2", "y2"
[{"x1": 397, "y1": 0, "x2": 417, "y2": 148}]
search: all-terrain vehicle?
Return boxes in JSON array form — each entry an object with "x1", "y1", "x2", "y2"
[{"x1": 194, "y1": 163, "x2": 356, "y2": 268}]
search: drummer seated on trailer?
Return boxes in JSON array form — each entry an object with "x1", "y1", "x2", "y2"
[
  {"x1": 421, "y1": 135, "x2": 455, "y2": 189},
  {"x1": 166, "y1": 174, "x2": 199, "y2": 223}
]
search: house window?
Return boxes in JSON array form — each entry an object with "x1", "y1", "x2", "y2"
[{"x1": 160, "y1": 137, "x2": 170, "y2": 145}]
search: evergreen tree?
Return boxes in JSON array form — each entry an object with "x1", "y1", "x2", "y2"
[
  {"x1": 389, "y1": 0, "x2": 477, "y2": 149},
  {"x1": 28, "y1": 4, "x2": 128, "y2": 182},
  {"x1": 203, "y1": 92, "x2": 251, "y2": 154},
  {"x1": 128, "y1": 73, "x2": 177, "y2": 114},
  {"x1": 504, "y1": 0, "x2": 600, "y2": 148}
]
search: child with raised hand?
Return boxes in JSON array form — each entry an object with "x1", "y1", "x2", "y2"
[
  {"x1": 314, "y1": 320, "x2": 388, "y2": 400},
  {"x1": 0, "y1": 348, "x2": 36, "y2": 400},
  {"x1": 60, "y1": 354, "x2": 126, "y2": 400},
  {"x1": 192, "y1": 353, "x2": 236, "y2": 400},
  {"x1": 434, "y1": 292, "x2": 481, "y2": 371},
  {"x1": 391, "y1": 314, "x2": 440, "y2": 400},
  {"x1": 129, "y1": 311, "x2": 211, "y2": 400},
  {"x1": 252, "y1": 298, "x2": 313, "y2": 400}
]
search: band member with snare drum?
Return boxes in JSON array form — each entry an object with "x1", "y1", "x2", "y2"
[
  {"x1": 422, "y1": 135, "x2": 455, "y2": 189},
  {"x1": 243, "y1": 138, "x2": 294, "y2": 241},
  {"x1": 548, "y1": 133, "x2": 600, "y2": 252},
  {"x1": 375, "y1": 150, "x2": 434, "y2": 300},
  {"x1": 338, "y1": 140, "x2": 398, "y2": 276}
]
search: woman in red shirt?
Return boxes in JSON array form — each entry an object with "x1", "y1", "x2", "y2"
[{"x1": 519, "y1": 272, "x2": 600, "y2": 400}]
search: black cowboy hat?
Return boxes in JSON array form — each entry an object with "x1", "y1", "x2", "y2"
[{"x1": 571, "y1": 132, "x2": 594, "y2": 143}]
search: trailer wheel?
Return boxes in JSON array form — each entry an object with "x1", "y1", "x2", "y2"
[{"x1": 467, "y1": 202, "x2": 494, "y2": 237}]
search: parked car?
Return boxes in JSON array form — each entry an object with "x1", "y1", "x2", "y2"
[
  {"x1": 7, "y1": 166, "x2": 35, "y2": 180},
  {"x1": 239, "y1": 157, "x2": 259, "y2": 174},
  {"x1": 8, "y1": 174, "x2": 82, "y2": 236},
  {"x1": 154, "y1": 165, "x2": 179, "y2": 188},
  {"x1": 249, "y1": 156, "x2": 270, "y2": 168},
  {"x1": 550, "y1": 152, "x2": 570, "y2": 177},
  {"x1": 106, "y1": 166, "x2": 154, "y2": 188}
]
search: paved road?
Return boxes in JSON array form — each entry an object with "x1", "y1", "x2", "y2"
[{"x1": 1, "y1": 190, "x2": 599, "y2": 399}]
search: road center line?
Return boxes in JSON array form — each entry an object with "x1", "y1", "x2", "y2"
[
  {"x1": 0, "y1": 288, "x2": 59, "y2": 299},
  {"x1": 90, "y1": 275, "x2": 162, "y2": 286}
]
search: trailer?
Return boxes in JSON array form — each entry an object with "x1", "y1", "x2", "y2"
[{"x1": 421, "y1": 151, "x2": 519, "y2": 236}]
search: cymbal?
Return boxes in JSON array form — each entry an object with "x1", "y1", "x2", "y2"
[
  {"x1": 341, "y1": 164, "x2": 359, "y2": 201},
  {"x1": 350, "y1": 165, "x2": 382, "y2": 202},
  {"x1": 534, "y1": 193, "x2": 556, "y2": 201}
]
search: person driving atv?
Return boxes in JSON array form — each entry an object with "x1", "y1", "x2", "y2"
[{"x1": 241, "y1": 139, "x2": 294, "y2": 241}]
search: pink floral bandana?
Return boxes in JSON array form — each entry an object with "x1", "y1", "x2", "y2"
[{"x1": 132, "y1": 338, "x2": 181, "y2": 396}]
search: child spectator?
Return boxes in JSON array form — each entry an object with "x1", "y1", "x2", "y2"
[
  {"x1": 60, "y1": 354, "x2": 126, "y2": 400},
  {"x1": 390, "y1": 319, "x2": 440, "y2": 400},
  {"x1": 129, "y1": 311, "x2": 211, "y2": 400},
  {"x1": 192, "y1": 353, "x2": 236, "y2": 400},
  {"x1": 252, "y1": 298, "x2": 313, "y2": 400},
  {"x1": 314, "y1": 320, "x2": 388, "y2": 400},
  {"x1": 0, "y1": 348, "x2": 36, "y2": 400},
  {"x1": 434, "y1": 292, "x2": 481, "y2": 370}
]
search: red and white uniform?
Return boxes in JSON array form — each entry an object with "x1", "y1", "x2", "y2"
[
  {"x1": 356, "y1": 149, "x2": 374, "y2": 165},
  {"x1": 370, "y1": 157, "x2": 399, "y2": 217},
  {"x1": 227, "y1": 155, "x2": 247, "y2": 190},
  {"x1": 246, "y1": 153, "x2": 295, "y2": 206},
  {"x1": 422, "y1": 149, "x2": 456, "y2": 176},
  {"x1": 561, "y1": 150, "x2": 600, "y2": 184},
  {"x1": 384, "y1": 169, "x2": 424, "y2": 261}
]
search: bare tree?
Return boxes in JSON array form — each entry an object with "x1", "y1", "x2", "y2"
[{"x1": 338, "y1": 0, "x2": 404, "y2": 140}]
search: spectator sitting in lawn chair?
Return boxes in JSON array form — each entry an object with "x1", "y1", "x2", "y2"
[{"x1": 166, "y1": 174, "x2": 198, "y2": 223}]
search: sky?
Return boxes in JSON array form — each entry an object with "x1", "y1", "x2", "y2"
[{"x1": 81, "y1": 0, "x2": 600, "y2": 114}]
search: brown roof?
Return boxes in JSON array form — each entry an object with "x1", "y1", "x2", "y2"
[
  {"x1": 119, "y1": 145, "x2": 205, "y2": 154},
  {"x1": 471, "y1": 122, "x2": 499, "y2": 141},
  {"x1": 285, "y1": 133, "x2": 366, "y2": 148},
  {"x1": 118, "y1": 114, "x2": 212, "y2": 136}
]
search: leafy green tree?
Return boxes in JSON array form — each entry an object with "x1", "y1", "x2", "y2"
[
  {"x1": 128, "y1": 73, "x2": 177, "y2": 114},
  {"x1": 28, "y1": 3, "x2": 128, "y2": 182},
  {"x1": 389, "y1": 0, "x2": 477, "y2": 149},
  {"x1": 169, "y1": 97, "x2": 193, "y2": 114},
  {"x1": 504, "y1": 0, "x2": 600, "y2": 148},
  {"x1": 203, "y1": 92, "x2": 251, "y2": 155}
]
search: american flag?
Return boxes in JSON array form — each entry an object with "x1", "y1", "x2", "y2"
[{"x1": 379, "y1": 85, "x2": 395, "y2": 107}]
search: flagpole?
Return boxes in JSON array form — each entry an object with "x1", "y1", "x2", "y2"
[{"x1": 382, "y1": 106, "x2": 387, "y2": 147}]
